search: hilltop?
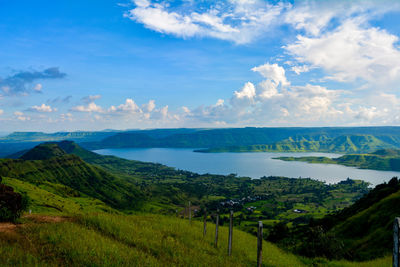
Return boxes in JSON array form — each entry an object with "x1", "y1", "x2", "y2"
[{"x1": 0, "y1": 143, "x2": 144, "y2": 210}]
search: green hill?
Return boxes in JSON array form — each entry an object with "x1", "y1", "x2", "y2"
[
  {"x1": 275, "y1": 177, "x2": 400, "y2": 261},
  {"x1": 0, "y1": 143, "x2": 143, "y2": 210}
]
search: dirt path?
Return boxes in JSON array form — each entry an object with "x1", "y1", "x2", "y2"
[
  {"x1": 0, "y1": 222, "x2": 17, "y2": 234},
  {"x1": 0, "y1": 214, "x2": 70, "y2": 234}
]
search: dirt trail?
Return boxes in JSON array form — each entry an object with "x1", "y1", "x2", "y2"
[
  {"x1": 0, "y1": 214, "x2": 70, "y2": 234},
  {"x1": 0, "y1": 222, "x2": 17, "y2": 234}
]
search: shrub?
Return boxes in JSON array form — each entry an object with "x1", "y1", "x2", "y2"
[{"x1": 0, "y1": 177, "x2": 28, "y2": 222}]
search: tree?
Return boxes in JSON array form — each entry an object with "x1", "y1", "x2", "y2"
[{"x1": 0, "y1": 176, "x2": 29, "y2": 222}]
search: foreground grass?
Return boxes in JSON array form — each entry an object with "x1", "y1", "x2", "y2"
[{"x1": 0, "y1": 213, "x2": 392, "y2": 266}]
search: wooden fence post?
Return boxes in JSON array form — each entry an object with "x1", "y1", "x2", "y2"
[
  {"x1": 394, "y1": 217, "x2": 400, "y2": 267},
  {"x1": 189, "y1": 201, "x2": 191, "y2": 224},
  {"x1": 203, "y1": 208, "x2": 207, "y2": 237},
  {"x1": 257, "y1": 221, "x2": 263, "y2": 267},
  {"x1": 228, "y1": 210, "x2": 233, "y2": 256},
  {"x1": 215, "y1": 209, "x2": 219, "y2": 248}
]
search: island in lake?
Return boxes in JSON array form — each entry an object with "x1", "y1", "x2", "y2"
[{"x1": 274, "y1": 149, "x2": 400, "y2": 171}]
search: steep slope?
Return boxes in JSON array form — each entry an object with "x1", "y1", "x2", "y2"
[
  {"x1": 281, "y1": 178, "x2": 400, "y2": 261},
  {"x1": 0, "y1": 144, "x2": 143, "y2": 209},
  {"x1": 0, "y1": 212, "x2": 391, "y2": 266}
]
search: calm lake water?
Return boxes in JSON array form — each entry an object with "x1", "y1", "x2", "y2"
[{"x1": 94, "y1": 148, "x2": 400, "y2": 186}]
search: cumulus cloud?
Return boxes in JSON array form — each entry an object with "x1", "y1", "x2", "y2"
[
  {"x1": 285, "y1": 19, "x2": 400, "y2": 84},
  {"x1": 109, "y1": 98, "x2": 141, "y2": 113},
  {"x1": 124, "y1": 0, "x2": 285, "y2": 44},
  {"x1": 0, "y1": 67, "x2": 66, "y2": 96},
  {"x1": 27, "y1": 104, "x2": 57, "y2": 113},
  {"x1": 71, "y1": 102, "x2": 104, "y2": 113},
  {"x1": 182, "y1": 62, "x2": 351, "y2": 125},
  {"x1": 13, "y1": 111, "x2": 30, "y2": 121}
]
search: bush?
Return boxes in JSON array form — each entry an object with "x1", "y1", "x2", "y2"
[{"x1": 0, "y1": 177, "x2": 28, "y2": 222}]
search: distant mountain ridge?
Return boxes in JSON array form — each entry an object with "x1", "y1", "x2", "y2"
[
  {"x1": 196, "y1": 134, "x2": 398, "y2": 154},
  {"x1": 2, "y1": 127, "x2": 400, "y2": 156}
]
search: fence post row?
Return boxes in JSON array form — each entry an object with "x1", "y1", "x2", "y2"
[
  {"x1": 394, "y1": 217, "x2": 400, "y2": 267},
  {"x1": 215, "y1": 209, "x2": 219, "y2": 248},
  {"x1": 257, "y1": 221, "x2": 263, "y2": 267},
  {"x1": 203, "y1": 208, "x2": 207, "y2": 237},
  {"x1": 228, "y1": 210, "x2": 233, "y2": 256},
  {"x1": 189, "y1": 201, "x2": 191, "y2": 224}
]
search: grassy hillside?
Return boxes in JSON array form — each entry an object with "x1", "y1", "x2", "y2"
[
  {"x1": 0, "y1": 212, "x2": 391, "y2": 266},
  {"x1": 0, "y1": 144, "x2": 144, "y2": 210},
  {"x1": 275, "y1": 178, "x2": 400, "y2": 261},
  {"x1": 275, "y1": 148, "x2": 400, "y2": 171}
]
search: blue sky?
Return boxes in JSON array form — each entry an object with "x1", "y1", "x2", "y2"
[{"x1": 1, "y1": 0, "x2": 400, "y2": 131}]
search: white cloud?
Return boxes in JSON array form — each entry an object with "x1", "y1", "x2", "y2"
[
  {"x1": 291, "y1": 65, "x2": 310, "y2": 75},
  {"x1": 13, "y1": 111, "x2": 30, "y2": 121},
  {"x1": 0, "y1": 109, "x2": 3, "y2": 115},
  {"x1": 110, "y1": 98, "x2": 141, "y2": 113},
  {"x1": 234, "y1": 82, "x2": 256, "y2": 100},
  {"x1": 124, "y1": 0, "x2": 285, "y2": 44},
  {"x1": 285, "y1": 19, "x2": 400, "y2": 85},
  {"x1": 28, "y1": 104, "x2": 57, "y2": 113},
  {"x1": 185, "y1": 63, "x2": 351, "y2": 125},
  {"x1": 71, "y1": 102, "x2": 104, "y2": 113},
  {"x1": 33, "y1": 83, "x2": 42, "y2": 92},
  {"x1": 142, "y1": 99, "x2": 156, "y2": 112},
  {"x1": 252, "y1": 63, "x2": 289, "y2": 87}
]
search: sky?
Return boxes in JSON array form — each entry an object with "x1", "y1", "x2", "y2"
[{"x1": 1, "y1": 0, "x2": 400, "y2": 132}]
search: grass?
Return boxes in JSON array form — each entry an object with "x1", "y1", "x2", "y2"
[
  {"x1": 2, "y1": 177, "x2": 117, "y2": 215},
  {"x1": 0, "y1": 212, "x2": 392, "y2": 266}
]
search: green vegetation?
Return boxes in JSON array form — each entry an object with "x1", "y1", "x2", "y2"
[
  {"x1": 0, "y1": 144, "x2": 144, "y2": 210},
  {"x1": 275, "y1": 148, "x2": 400, "y2": 171},
  {"x1": 196, "y1": 134, "x2": 396, "y2": 153},
  {"x1": 0, "y1": 212, "x2": 392, "y2": 266},
  {"x1": 273, "y1": 177, "x2": 400, "y2": 261},
  {"x1": 0, "y1": 141, "x2": 396, "y2": 266},
  {"x1": 0, "y1": 177, "x2": 28, "y2": 222}
]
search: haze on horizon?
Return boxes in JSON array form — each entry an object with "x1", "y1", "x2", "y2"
[{"x1": 1, "y1": 0, "x2": 400, "y2": 132}]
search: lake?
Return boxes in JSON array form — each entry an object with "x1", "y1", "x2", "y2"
[{"x1": 94, "y1": 148, "x2": 400, "y2": 186}]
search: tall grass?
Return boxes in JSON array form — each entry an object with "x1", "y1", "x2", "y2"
[{"x1": 0, "y1": 212, "x2": 392, "y2": 266}]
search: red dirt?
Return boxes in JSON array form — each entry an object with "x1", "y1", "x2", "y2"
[
  {"x1": 0, "y1": 215, "x2": 70, "y2": 234},
  {"x1": 23, "y1": 214, "x2": 70, "y2": 223},
  {"x1": 0, "y1": 222, "x2": 17, "y2": 234}
]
